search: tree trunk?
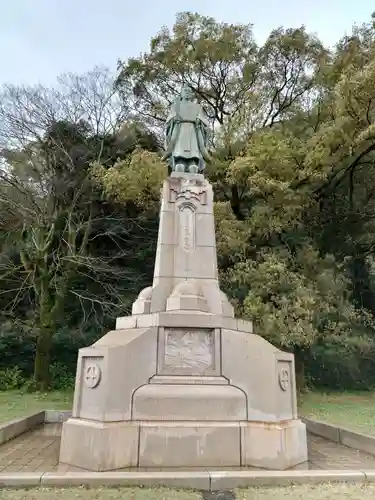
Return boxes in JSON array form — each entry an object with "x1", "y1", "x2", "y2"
[
  {"x1": 33, "y1": 275, "x2": 55, "y2": 391},
  {"x1": 294, "y1": 348, "x2": 307, "y2": 394},
  {"x1": 34, "y1": 327, "x2": 53, "y2": 391}
]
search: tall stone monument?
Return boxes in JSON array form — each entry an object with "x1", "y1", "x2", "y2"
[{"x1": 59, "y1": 85, "x2": 308, "y2": 471}]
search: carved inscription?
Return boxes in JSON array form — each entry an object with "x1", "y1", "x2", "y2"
[
  {"x1": 179, "y1": 205, "x2": 195, "y2": 252},
  {"x1": 164, "y1": 328, "x2": 214, "y2": 373}
]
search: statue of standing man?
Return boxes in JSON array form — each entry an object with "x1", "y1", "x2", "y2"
[{"x1": 163, "y1": 85, "x2": 212, "y2": 174}]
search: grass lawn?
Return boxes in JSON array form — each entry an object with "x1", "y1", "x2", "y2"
[
  {"x1": 0, "y1": 388, "x2": 375, "y2": 437},
  {"x1": 0, "y1": 487, "x2": 199, "y2": 500},
  {"x1": 0, "y1": 390, "x2": 73, "y2": 423},
  {"x1": 0, "y1": 484, "x2": 374, "y2": 500},
  {"x1": 298, "y1": 390, "x2": 375, "y2": 435},
  {"x1": 238, "y1": 484, "x2": 375, "y2": 499}
]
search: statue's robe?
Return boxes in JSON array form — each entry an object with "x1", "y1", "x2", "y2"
[{"x1": 165, "y1": 99, "x2": 210, "y2": 162}]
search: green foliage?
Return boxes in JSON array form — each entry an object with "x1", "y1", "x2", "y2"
[
  {"x1": 0, "y1": 322, "x2": 99, "y2": 391},
  {"x1": 0, "y1": 367, "x2": 25, "y2": 391},
  {"x1": 307, "y1": 337, "x2": 375, "y2": 390},
  {"x1": 49, "y1": 363, "x2": 75, "y2": 391},
  {"x1": 0, "y1": 363, "x2": 75, "y2": 392},
  {"x1": 224, "y1": 245, "x2": 372, "y2": 349},
  {"x1": 0, "y1": 321, "x2": 100, "y2": 375},
  {"x1": 1, "y1": 14, "x2": 375, "y2": 392},
  {"x1": 91, "y1": 148, "x2": 167, "y2": 210},
  {"x1": 117, "y1": 12, "x2": 258, "y2": 128}
]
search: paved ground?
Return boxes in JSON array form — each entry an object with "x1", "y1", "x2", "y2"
[
  {"x1": 0, "y1": 424, "x2": 61, "y2": 472},
  {"x1": 298, "y1": 434, "x2": 375, "y2": 469},
  {"x1": 0, "y1": 423, "x2": 375, "y2": 472}
]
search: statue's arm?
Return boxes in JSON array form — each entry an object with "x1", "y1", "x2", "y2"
[
  {"x1": 164, "y1": 102, "x2": 178, "y2": 142},
  {"x1": 196, "y1": 113, "x2": 212, "y2": 162},
  {"x1": 201, "y1": 120, "x2": 209, "y2": 143},
  {"x1": 162, "y1": 115, "x2": 179, "y2": 161},
  {"x1": 196, "y1": 130, "x2": 212, "y2": 162},
  {"x1": 165, "y1": 119, "x2": 174, "y2": 142}
]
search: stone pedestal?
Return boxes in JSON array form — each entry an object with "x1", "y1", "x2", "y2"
[{"x1": 59, "y1": 172, "x2": 308, "y2": 471}]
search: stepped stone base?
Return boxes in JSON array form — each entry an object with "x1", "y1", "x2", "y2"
[
  {"x1": 60, "y1": 418, "x2": 307, "y2": 471},
  {"x1": 59, "y1": 173, "x2": 308, "y2": 471}
]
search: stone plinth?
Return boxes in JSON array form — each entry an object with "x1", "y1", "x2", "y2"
[{"x1": 59, "y1": 173, "x2": 307, "y2": 471}]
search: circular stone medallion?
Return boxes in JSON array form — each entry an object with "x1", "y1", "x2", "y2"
[
  {"x1": 84, "y1": 363, "x2": 101, "y2": 389},
  {"x1": 278, "y1": 367, "x2": 289, "y2": 391}
]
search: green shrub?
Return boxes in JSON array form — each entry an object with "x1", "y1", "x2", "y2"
[
  {"x1": 49, "y1": 362, "x2": 75, "y2": 390},
  {"x1": 50, "y1": 327, "x2": 101, "y2": 374},
  {"x1": 0, "y1": 322, "x2": 101, "y2": 392},
  {"x1": 0, "y1": 363, "x2": 75, "y2": 392},
  {"x1": 305, "y1": 337, "x2": 375, "y2": 390},
  {"x1": 0, "y1": 322, "x2": 102, "y2": 377},
  {"x1": 0, "y1": 322, "x2": 36, "y2": 376},
  {"x1": 0, "y1": 366, "x2": 26, "y2": 391}
]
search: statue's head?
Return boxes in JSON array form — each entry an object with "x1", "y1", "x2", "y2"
[{"x1": 180, "y1": 84, "x2": 195, "y2": 101}]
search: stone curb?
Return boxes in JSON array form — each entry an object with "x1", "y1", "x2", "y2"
[
  {"x1": 0, "y1": 409, "x2": 72, "y2": 447},
  {"x1": 0, "y1": 470, "x2": 372, "y2": 490},
  {"x1": 41, "y1": 471, "x2": 209, "y2": 489},
  {"x1": 0, "y1": 412, "x2": 44, "y2": 446},
  {"x1": 44, "y1": 410, "x2": 72, "y2": 423},
  {"x1": 303, "y1": 418, "x2": 375, "y2": 456},
  {"x1": 208, "y1": 470, "x2": 367, "y2": 489}
]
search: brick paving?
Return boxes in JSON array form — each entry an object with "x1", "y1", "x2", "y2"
[
  {"x1": 0, "y1": 424, "x2": 60, "y2": 472},
  {"x1": 307, "y1": 433, "x2": 375, "y2": 469},
  {"x1": 0, "y1": 424, "x2": 375, "y2": 472}
]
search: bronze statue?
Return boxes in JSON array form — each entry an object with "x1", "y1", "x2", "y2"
[{"x1": 163, "y1": 85, "x2": 211, "y2": 174}]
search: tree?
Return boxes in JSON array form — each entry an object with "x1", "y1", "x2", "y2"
[
  {"x1": 0, "y1": 68, "x2": 159, "y2": 389},
  {"x1": 220, "y1": 20, "x2": 375, "y2": 388},
  {"x1": 117, "y1": 12, "x2": 258, "y2": 129}
]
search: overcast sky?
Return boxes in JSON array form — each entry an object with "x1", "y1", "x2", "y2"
[{"x1": 0, "y1": 0, "x2": 373, "y2": 86}]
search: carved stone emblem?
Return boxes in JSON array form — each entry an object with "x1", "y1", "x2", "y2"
[
  {"x1": 84, "y1": 363, "x2": 101, "y2": 389},
  {"x1": 278, "y1": 367, "x2": 289, "y2": 391},
  {"x1": 176, "y1": 183, "x2": 207, "y2": 204},
  {"x1": 168, "y1": 178, "x2": 207, "y2": 205}
]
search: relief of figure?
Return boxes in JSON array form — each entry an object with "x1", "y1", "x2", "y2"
[{"x1": 162, "y1": 85, "x2": 212, "y2": 174}]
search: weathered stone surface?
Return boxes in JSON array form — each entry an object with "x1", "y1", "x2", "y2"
[
  {"x1": 139, "y1": 422, "x2": 241, "y2": 468},
  {"x1": 59, "y1": 419, "x2": 139, "y2": 471},
  {"x1": 70, "y1": 327, "x2": 157, "y2": 422},
  {"x1": 132, "y1": 384, "x2": 247, "y2": 420},
  {"x1": 240, "y1": 420, "x2": 308, "y2": 469}
]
